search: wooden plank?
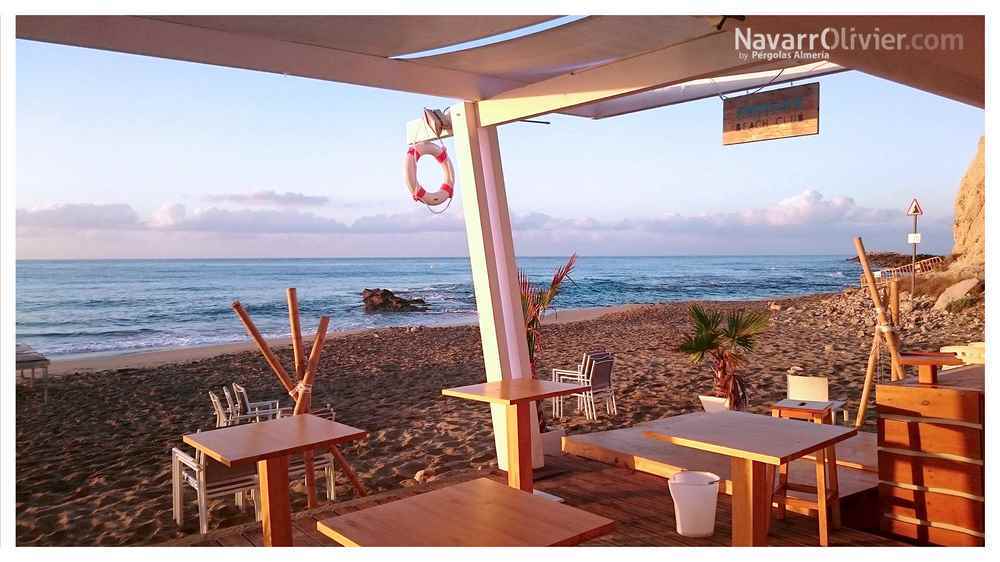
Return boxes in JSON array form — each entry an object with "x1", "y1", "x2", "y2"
[
  {"x1": 643, "y1": 411, "x2": 857, "y2": 465},
  {"x1": 505, "y1": 403, "x2": 534, "y2": 492},
  {"x1": 881, "y1": 514, "x2": 983, "y2": 546},
  {"x1": 562, "y1": 425, "x2": 877, "y2": 500},
  {"x1": 182, "y1": 415, "x2": 367, "y2": 467},
  {"x1": 879, "y1": 484, "x2": 984, "y2": 533},
  {"x1": 730, "y1": 458, "x2": 772, "y2": 546},
  {"x1": 257, "y1": 456, "x2": 293, "y2": 546},
  {"x1": 315, "y1": 478, "x2": 614, "y2": 546},
  {"x1": 878, "y1": 417, "x2": 982, "y2": 459},
  {"x1": 878, "y1": 452, "x2": 983, "y2": 496},
  {"x1": 876, "y1": 384, "x2": 982, "y2": 424},
  {"x1": 722, "y1": 83, "x2": 819, "y2": 145},
  {"x1": 442, "y1": 379, "x2": 588, "y2": 405}
]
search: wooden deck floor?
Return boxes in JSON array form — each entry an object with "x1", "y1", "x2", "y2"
[{"x1": 164, "y1": 454, "x2": 907, "y2": 547}]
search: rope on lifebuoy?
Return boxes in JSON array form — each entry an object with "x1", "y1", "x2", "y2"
[{"x1": 404, "y1": 141, "x2": 455, "y2": 210}]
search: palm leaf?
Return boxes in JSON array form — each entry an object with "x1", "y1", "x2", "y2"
[{"x1": 688, "y1": 304, "x2": 722, "y2": 336}]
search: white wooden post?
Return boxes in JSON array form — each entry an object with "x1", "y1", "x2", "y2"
[{"x1": 450, "y1": 101, "x2": 543, "y2": 470}]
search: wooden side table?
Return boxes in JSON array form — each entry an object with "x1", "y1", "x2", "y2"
[
  {"x1": 443, "y1": 379, "x2": 588, "y2": 493},
  {"x1": 770, "y1": 399, "x2": 840, "y2": 425}
]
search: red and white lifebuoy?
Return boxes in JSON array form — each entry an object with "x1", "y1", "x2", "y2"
[{"x1": 404, "y1": 141, "x2": 455, "y2": 206}]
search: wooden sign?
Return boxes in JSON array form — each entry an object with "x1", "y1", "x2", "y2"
[{"x1": 723, "y1": 83, "x2": 819, "y2": 145}]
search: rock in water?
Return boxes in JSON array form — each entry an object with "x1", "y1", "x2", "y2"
[{"x1": 361, "y1": 288, "x2": 428, "y2": 312}]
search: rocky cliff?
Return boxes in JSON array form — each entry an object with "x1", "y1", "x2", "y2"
[{"x1": 951, "y1": 136, "x2": 985, "y2": 267}]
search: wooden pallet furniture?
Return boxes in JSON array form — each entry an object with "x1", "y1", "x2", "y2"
[
  {"x1": 442, "y1": 379, "x2": 587, "y2": 493},
  {"x1": 167, "y1": 454, "x2": 908, "y2": 547},
  {"x1": 644, "y1": 411, "x2": 857, "y2": 546},
  {"x1": 876, "y1": 364, "x2": 985, "y2": 545},
  {"x1": 316, "y1": 477, "x2": 614, "y2": 546},
  {"x1": 183, "y1": 414, "x2": 367, "y2": 546}
]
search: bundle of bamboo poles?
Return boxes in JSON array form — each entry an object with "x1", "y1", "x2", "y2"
[
  {"x1": 232, "y1": 288, "x2": 365, "y2": 507},
  {"x1": 853, "y1": 237, "x2": 904, "y2": 428}
]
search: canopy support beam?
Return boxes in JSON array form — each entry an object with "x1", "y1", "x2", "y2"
[
  {"x1": 450, "y1": 101, "x2": 542, "y2": 470},
  {"x1": 476, "y1": 30, "x2": 765, "y2": 127}
]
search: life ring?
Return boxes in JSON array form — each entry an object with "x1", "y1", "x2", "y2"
[{"x1": 404, "y1": 141, "x2": 455, "y2": 206}]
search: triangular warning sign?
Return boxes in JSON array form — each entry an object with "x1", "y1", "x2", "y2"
[{"x1": 906, "y1": 198, "x2": 924, "y2": 216}]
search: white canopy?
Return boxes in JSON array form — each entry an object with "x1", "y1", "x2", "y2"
[{"x1": 18, "y1": 15, "x2": 983, "y2": 124}]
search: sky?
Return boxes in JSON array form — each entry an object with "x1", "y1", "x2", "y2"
[{"x1": 15, "y1": 37, "x2": 984, "y2": 259}]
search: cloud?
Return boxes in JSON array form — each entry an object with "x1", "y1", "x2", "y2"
[
  {"x1": 148, "y1": 204, "x2": 350, "y2": 233},
  {"x1": 204, "y1": 190, "x2": 330, "y2": 208},
  {"x1": 16, "y1": 203, "x2": 141, "y2": 230},
  {"x1": 15, "y1": 190, "x2": 954, "y2": 257}
]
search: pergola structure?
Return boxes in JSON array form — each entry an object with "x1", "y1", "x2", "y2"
[{"x1": 17, "y1": 15, "x2": 985, "y2": 470}]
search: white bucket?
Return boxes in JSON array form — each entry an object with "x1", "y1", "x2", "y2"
[{"x1": 668, "y1": 470, "x2": 720, "y2": 537}]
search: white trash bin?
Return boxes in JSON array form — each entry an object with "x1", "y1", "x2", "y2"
[{"x1": 668, "y1": 470, "x2": 720, "y2": 537}]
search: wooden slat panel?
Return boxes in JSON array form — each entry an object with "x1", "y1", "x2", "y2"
[
  {"x1": 881, "y1": 515, "x2": 984, "y2": 546},
  {"x1": 876, "y1": 384, "x2": 982, "y2": 424},
  {"x1": 879, "y1": 484, "x2": 983, "y2": 533},
  {"x1": 878, "y1": 452, "x2": 983, "y2": 496},
  {"x1": 878, "y1": 418, "x2": 982, "y2": 459}
]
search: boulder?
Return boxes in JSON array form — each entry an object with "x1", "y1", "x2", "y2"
[
  {"x1": 951, "y1": 137, "x2": 985, "y2": 268},
  {"x1": 933, "y1": 278, "x2": 980, "y2": 311},
  {"x1": 361, "y1": 288, "x2": 428, "y2": 312}
]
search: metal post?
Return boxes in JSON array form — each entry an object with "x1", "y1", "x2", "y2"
[{"x1": 911, "y1": 214, "x2": 917, "y2": 298}]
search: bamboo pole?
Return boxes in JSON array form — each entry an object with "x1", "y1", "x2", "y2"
[
  {"x1": 330, "y1": 445, "x2": 367, "y2": 497},
  {"x1": 854, "y1": 237, "x2": 904, "y2": 378},
  {"x1": 293, "y1": 316, "x2": 329, "y2": 415},
  {"x1": 286, "y1": 288, "x2": 307, "y2": 380},
  {"x1": 889, "y1": 279, "x2": 901, "y2": 325},
  {"x1": 854, "y1": 331, "x2": 881, "y2": 428},
  {"x1": 232, "y1": 301, "x2": 296, "y2": 395}
]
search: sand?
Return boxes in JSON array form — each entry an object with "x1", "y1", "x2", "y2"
[{"x1": 15, "y1": 294, "x2": 984, "y2": 546}]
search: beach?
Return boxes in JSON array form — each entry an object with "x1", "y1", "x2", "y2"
[{"x1": 15, "y1": 291, "x2": 985, "y2": 546}]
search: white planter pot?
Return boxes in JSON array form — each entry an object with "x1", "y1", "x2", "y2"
[
  {"x1": 541, "y1": 429, "x2": 566, "y2": 456},
  {"x1": 698, "y1": 395, "x2": 730, "y2": 413}
]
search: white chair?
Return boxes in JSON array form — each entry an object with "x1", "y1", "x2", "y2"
[
  {"x1": 210, "y1": 389, "x2": 284, "y2": 428},
  {"x1": 174, "y1": 405, "x2": 339, "y2": 534},
  {"x1": 786, "y1": 374, "x2": 847, "y2": 424},
  {"x1": 232, "y1": 382, "x2": 284, "y2": 418},
  {"x1": 553, "y1": 355, "x2": 617, "y2": 420},
  {"x1": 698, "y1": 395, "x2": 730, "y2": 413}
]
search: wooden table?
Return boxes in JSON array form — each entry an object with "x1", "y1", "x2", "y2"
[
  {"x1": 316, "y1": 477, "x2": 614, "y2": 546},
  {"x1": 771, "y1": 399, "x2": 843, "y2": 424},
  {"x1": 183, "y1": 414, "x2": 367, "y2": 546},
  {"x1": 644, "y1": 411, "x2": 857, "y2": 546},
  {"x1": 442, "y1": 379, "x2": 588, "y2": 492}
]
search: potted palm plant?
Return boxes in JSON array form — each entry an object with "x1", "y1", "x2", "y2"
[
  {"x1": 519, "y1": 254, "x2": 576, "y2": 453},
  {"x1": 677, "y1": 304, "x2": 769, "y2": 411}
]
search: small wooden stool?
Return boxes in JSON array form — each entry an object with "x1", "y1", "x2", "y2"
[{"x1": 770, "y1": 404, "x2": 841, "y2": 546}]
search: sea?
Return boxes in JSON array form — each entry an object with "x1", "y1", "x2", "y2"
[{"x1": 16, "y1": 256, "x2": 861, "y2": 358}]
